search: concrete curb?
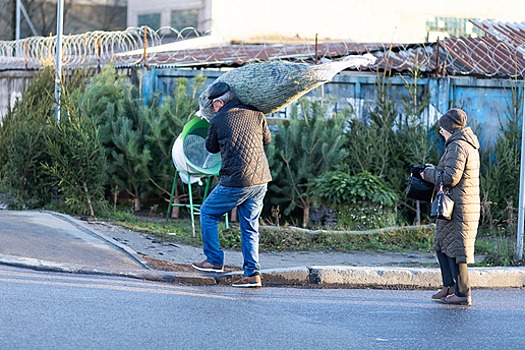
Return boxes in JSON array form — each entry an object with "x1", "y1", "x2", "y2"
[
  {"x1": 0, "y1": 254, "x2": 217, "y2": 285},
  {"x1": 468, "y1": 266, "x2": 525, "y2": 288},
  {"x1": 309, "y1": 266, "x2": 442, "y2": 288},
  {"x1": 306, "y1": 266, "x2": 525, "y2": 289},
  {"x1": 1, "y1": 254, "x2": 525, "y2": 289}
]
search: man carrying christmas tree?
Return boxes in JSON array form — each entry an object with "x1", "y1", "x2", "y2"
[{"x1": 192, "y1": 82, "x2": 272, "y2": 288}]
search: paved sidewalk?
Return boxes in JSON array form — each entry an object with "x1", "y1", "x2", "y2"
[{"x1": 0, "y1": 210, "x2": 524, "y2": 289}]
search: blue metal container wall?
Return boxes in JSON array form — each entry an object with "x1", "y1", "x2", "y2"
[
  {"x1": 141, "y1": 68, "x2": 522, "y2": 149},
  {"x1": 449, "y1": 77, "x2": 520, "y2": 147}
]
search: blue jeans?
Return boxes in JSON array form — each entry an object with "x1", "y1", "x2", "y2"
[{"x1": 200, "y1": 183, "x2": 267, "y2": 276}]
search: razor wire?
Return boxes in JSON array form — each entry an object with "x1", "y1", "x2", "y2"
[
  {"x1": 0, "y1": 26, "x2": 161, "y2": 69},
  {"x1": 1, "y1": 25, "x2": 525, "y2": 78}
]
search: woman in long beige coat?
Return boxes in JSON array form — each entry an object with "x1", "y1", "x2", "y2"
[{"x1": 421, "y1": 108, "x2": 480, "y2": 306}]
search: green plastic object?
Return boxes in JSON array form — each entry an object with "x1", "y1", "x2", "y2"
[
  {"x1": 167, "y1": 118, "x2": 227, "y2": 235},
  {"x1": 173, "y1": 118, "x2": 221, "y2": 176}
]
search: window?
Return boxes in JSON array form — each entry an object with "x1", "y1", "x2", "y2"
[
  {"x1": 426, "y1": 17, "x2": 485, "y2": 41},
  {"x1": 171, "y1": 9, "x2": 199, "y2": 31},
  {"x1": 138, "y1": 13, "x2": 161, "y2": 30}
]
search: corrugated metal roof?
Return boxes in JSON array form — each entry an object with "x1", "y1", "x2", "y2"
[
  {"x1": 439, "y1": 20, "x2": 525, "y2": 78},
  {"x1": 1, "y1": 20, "x2": 525, "y2": 78},
  {"x1": 116, "y1": 19, "x2": 525, "y2": 78},
  {"x1": 471, "y1": 20, "x2": 525, "y2": 47},
  {"x1": 374, "y1": 20, "x2": 525, "y2": 78},
  {"x1": 117, "y1": 41, "x2": 389, "y2": 68}
]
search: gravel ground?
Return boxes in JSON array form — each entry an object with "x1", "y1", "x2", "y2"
[{"x1": 85, "y1": 220, "x2": 439, "y2": 272}]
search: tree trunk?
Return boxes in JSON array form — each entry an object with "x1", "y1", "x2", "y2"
[
  {"x1": 133, "y1": 186, "x2": 141, "y2": 212},
  {"x1": 82, "y1": 181, "x2": 95, "y2": 217},
  {"x1": 302, "y1": 205, "x2": 310, "y2": 227},
  {"x1": 170, "y1": 182, "x2": 180, "y2": 218},
  {"x1": 415, "y1": 200, "x2": 421, "y2": 225},
  {"x1": 113, "y1": 184, "x2": 118, "y2": 211},
  {"x1": 170, "y1": 196, "x2": 180, "y2": 218}
]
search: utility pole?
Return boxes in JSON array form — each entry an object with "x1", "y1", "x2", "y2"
[
  {"x1": 15, "y1": 0, "x2": 21, "y2": 41},
  {"x1": 54, "y1": 0, "x2": 64, "y2": 123},
  {"x1": 15, "y1": 0, "x2": 21, "y2": 56},
  {"x1": 516, "y1": 45, "x2": 525, "y2": 262}
]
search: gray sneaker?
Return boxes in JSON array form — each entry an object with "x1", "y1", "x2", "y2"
[{"x1": 232, "y1": 275, "x2": 262, "y2": 288}]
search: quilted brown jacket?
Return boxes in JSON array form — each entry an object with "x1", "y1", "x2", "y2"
[
  {"x1": 423, "y1": 127, "x2": 480, "y2": 264},
  {"x1": 206, "y1": 99, "x2": 272, "y2": 188}
]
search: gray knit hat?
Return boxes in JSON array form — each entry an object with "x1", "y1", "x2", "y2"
[{"x1": 439, "y1": 109, "x2": 467, "y2": 133}]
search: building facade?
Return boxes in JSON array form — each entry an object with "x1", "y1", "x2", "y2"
[
  {"x1": 127, "y1": 0, "x2": 211, "y2": 35},
  {"x1": 127, "y1": 0, "x2": 525, "y2": 43},
  {"x1": 0, "y1": 0, "x2": 127, "y2": 40}
]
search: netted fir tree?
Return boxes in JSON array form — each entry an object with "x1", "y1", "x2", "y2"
[
  {"x1": 266, "y1": 98, "x2": 349, "y2": 227},
  {"x1": 480, "y1": 81, "x2": 522, "y2": 228},
  {"x1": 0, "y1": 68, "x2": 58, "y2": 208},
  {"x1": 346, "y1": 68, "x2": 437, "y2": 225},
  {"x1": 0, "y1": 67, "x2": 90, "y2": 209},
  {"x1": 346, "y1": 74, "x2": 397, "y2": 178},
  {"x1": 79, "y1": 66, "x2": 152, "y2": 212},
  {"x1": 43, "y1": 91, "x2": 107, "y2": 216},
  {"x1": 145, "y1": 76, "x2": 205, "y2": 212},
  {"x1": 394, "y1": 67, "x2": 438, "y2": 224},
  {"x1": 110, "y1": 85, "x2": 153, "y2": 212}
]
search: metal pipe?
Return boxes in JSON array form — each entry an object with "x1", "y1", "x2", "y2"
[
  {"x1": 25, "y1": 40, "x2": 28, "y2": 69},
  {"x1": 54, "y1": 0, "x2": 64, "y2": 123},
  {"x1": 15, "y1": 0, "x2": 20, "y2": 56},
  {"x1": 315, "y1": 33, "x2": 318, "y2": 65},
  {"x1": 516, "y1": 45, "x2": 525, "y2": 261},
  {"x1": 143, "y1": 27, "x2": 147, "y2": 65},
  {"x1": 15, "y1": 0, "x2": 20, "y2": 41}
]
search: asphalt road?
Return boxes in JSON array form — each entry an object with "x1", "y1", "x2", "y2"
[{"x1": 1, "y1": 265, "x2": 524, "y2": 350}]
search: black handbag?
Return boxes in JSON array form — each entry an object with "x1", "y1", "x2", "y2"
[
  {"x1": 430, "y1": 173, "x2": 454, "y2": 220},
  {"x1": 406, "y1": 165, "x2": 434, "y2": 202}
]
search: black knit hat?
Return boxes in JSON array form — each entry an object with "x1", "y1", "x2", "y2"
[
  {"x1": 207, "y1": 82, "x2": 231, "y2": 100},
  {"x1": 439, "y1": 108, "x2": 467, "y2": 133}
]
